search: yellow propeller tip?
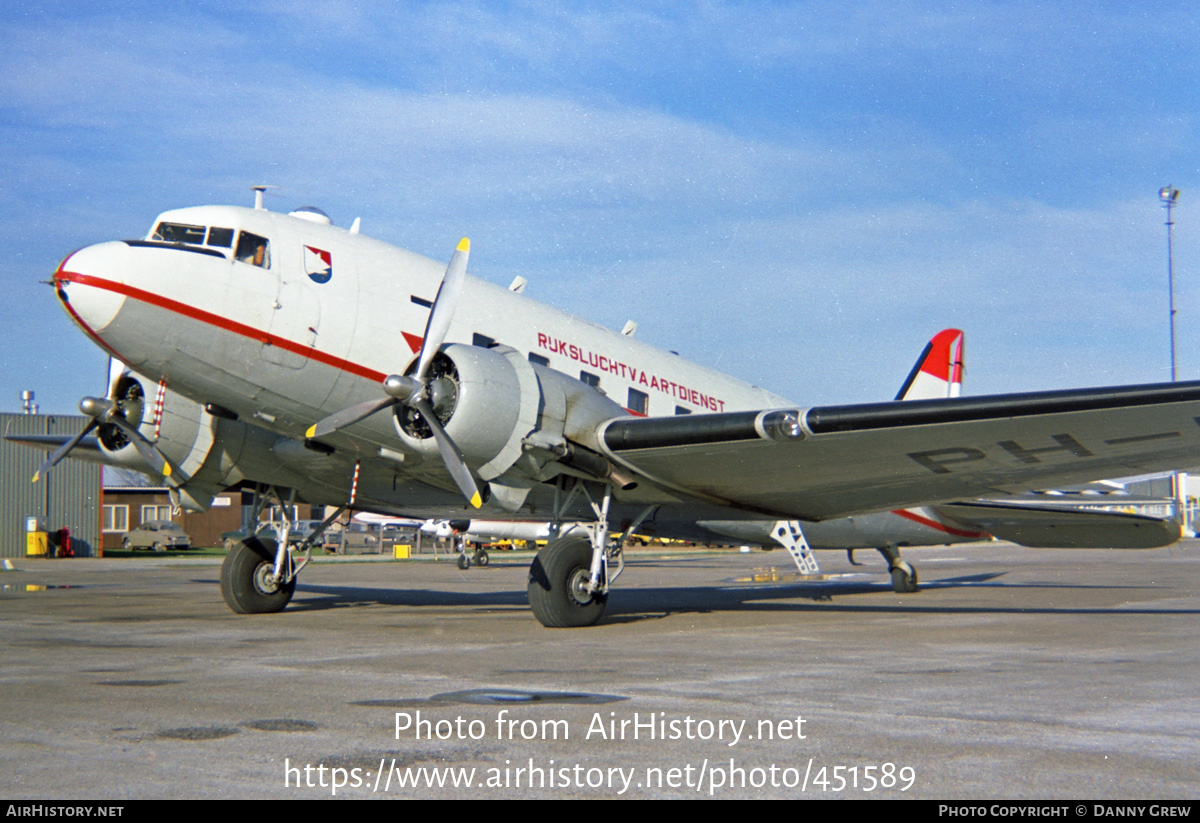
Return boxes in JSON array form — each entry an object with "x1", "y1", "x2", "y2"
[
  {"x1": 163, "y1": 465, "x2": 172, "y2": 477},
  {"x1": 457, "y1": 237, "x2": 470, "y2": 252},
  {"x1": 305, "y1": 425, "x2": 317, "y2": 439},
  {"x1": 31, "y1": 473, "x2": 39, "y2": 484},
  {"x1": 470, "y1": 492, "x2": 482, "y2": 509}
]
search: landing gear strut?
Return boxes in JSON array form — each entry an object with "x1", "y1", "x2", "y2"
[
  {"x1": 878, "y1": 544, "x2": 918, "y2": 593},
  {"x1": 218, "y1": 484, "x2": 345, "y2": 614},
  {"x1": 526, "y1": 479, "x2": 652, "y2": 628}
]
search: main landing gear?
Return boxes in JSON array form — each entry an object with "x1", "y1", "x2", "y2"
[
  {"x1": 220, "y1": 536, "x2": 296, "y2": 614},
  {"x1": 526, "y1": 480, "x2": 653, "y2": 628},
  {"x1": 219, "y1": 485, "x2": 345, "y2": 614},
  {"x1": 452, "y1": 533, "x2": 490, "y2": 570},
  {"x1": 528, "y1": 534, "x2": 606, "y2": 628}
]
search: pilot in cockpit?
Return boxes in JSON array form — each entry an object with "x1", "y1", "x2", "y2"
[{"x1": 235, "y1": 232, "x2": 269, "y2": 267}]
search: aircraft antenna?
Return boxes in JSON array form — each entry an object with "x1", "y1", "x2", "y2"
[{"x1": 251, "y1": 185, "x2": 271, "y2": 210}]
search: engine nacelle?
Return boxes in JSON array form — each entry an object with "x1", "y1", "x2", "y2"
[
  {"x1": 392, "y1": 343, "x2": 536, "y2": 479},
  {"x1": 390, "y1": 342, "x2": 631, "y2": 494},
  {"x1": 96, "y1": 371, "x2": 228, "y2": 510}
]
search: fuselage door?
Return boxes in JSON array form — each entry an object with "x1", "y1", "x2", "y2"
[{"x1": 257, "y1": 234, "x2": 322, "y2": 369}]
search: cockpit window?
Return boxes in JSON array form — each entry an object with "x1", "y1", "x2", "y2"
[
  {"x1": 153, "y1": 222, "x2": 206, "y2": 244},
  {"x1": 207, "y1": 227, "x2": 234, "y2": 247},
  {"x1": 235, "y1": 231, "x2": 270, "y2": 268}
]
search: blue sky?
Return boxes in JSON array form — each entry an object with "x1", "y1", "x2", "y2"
[{"x1": 2, "y1": 1, "x2": 1198, "y2": 413}]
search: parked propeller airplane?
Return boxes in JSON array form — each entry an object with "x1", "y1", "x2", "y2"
[
  {"x1": 26, "y1": 193, "x2": 1200, "y2": 627},
  {"x1": 350, "y1": 329, "x2": 1181, "y2": 582}
]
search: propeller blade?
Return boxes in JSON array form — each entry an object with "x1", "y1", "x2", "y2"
[
  {"x1": 106, "y1": 415, "x2": 173, "y2": 478},
  {"x1": 413, "y1": 397, "x2": 482, "y2": 509},
  {"x1": 32, "y1": 419, "x2": 99, "y2": 483},
  {"x1": 415, "y1": 237, "x2": 470, "y2": 384},
  {"x1": 305, "y1": 396, "x2": 399, "y2": 440}
]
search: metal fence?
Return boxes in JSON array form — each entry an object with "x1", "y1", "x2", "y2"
[{"x1": 0, "y1": 413, "x2": 102, "y2": 558}]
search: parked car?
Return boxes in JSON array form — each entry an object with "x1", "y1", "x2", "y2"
[
  {"x1": 123, "y1": 520, "x2": 191, "y2": 552},
  {"x1": 321, "y1": 522, "x2": 380, "y2": 553}
]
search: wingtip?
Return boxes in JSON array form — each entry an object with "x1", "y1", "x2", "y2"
[{"x1": 457, "y1": 237, "x2": 470, "y2": 253}]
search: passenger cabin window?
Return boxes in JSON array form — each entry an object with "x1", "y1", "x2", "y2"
[
  {"x1": 153, "y1": 222, "x2": 206, "y2": 244},
  {"x1": 472, "y1": 333, "x2": 495, "y2": 348},
  {"x1": 528, "y1": 353, "x2": 549, "y2": 367},
  {"x1": 235, "y1": 231, "x2": 270, "y2": 268},
  {"x1": 580, "y1": 371, "x2": 600, "y2": 388},
  {"x1": 628, "y1": 388, "x2": 649, "y2": 415},
  {"x1": 675, "y1": 406, "x2": 693, "y2": 415}
]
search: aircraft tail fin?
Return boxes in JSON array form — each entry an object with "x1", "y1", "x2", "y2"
[{"x1": 895, "y1": 329, "x2": 964, "y2": 401}]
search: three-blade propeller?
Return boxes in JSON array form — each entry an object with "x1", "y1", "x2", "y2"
[
  {"x1": 33, "y1": 393, "x2": 175, "y2": 483},
  {"x1": 306, "y1": 238, "x2": 482, "y2": 508}
]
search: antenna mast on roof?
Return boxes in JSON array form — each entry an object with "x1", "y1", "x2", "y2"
[{"x1": 251, "y1": 185, "x2": 271, "y2": 210}]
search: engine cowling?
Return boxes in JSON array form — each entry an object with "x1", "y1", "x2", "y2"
[
  {"x1": 392, "y1": 343, "x2": 537, "y2": 480},
  {"x1": 96, "y1": 371, "x2": 228, "y2": 510},
  {"x1": 390, "y1": 342, "x2": 631, "y2": 493}
]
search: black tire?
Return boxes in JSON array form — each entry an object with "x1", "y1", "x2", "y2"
[
  {"x1": 457, "y1": 553, "x2": 470, "y2": 570},
  {"x1": 122, "y1": 538, "x2": 132, "y2": 551},
  {"x1": 474, "y1": 549, "x2": 489, "y2": 567},
  {"x1": 527, "y1": 536, "x2": 607, "y2": 628},
  {"x1": 151, "y1": 542, "x2": 164, "y2": 553},
  {"x1": 220, "y1": 537, "x2": 295, "y2": 614},
  {"x1": 891, "y1": 564, "x2": 919, "y2": 594}
]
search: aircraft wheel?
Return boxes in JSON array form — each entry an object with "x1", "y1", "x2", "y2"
[
  {"x1": 528, "y1": 536, "x2": 607, "y2": 628},
  {"x1": 457, "y1": 553, "x2": 470, "y2": 570},
  {"x1": 220, "y1": 537, "x2": 295, "y2": 614},
  {"x1": 473, "y1": 549, "x2": 489, "y2": 567},
  {"x1": 891, "y1": 561, "x2": 919, "y2": 594}
]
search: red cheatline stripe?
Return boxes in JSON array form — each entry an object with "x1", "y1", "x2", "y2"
[
  {"x1": 58, "y1": 271, "x2": 388, "y2": 383},
  {"x1": 891, "y1": 508, "x2": 988, "y2": 539},
  {"x1": 57, "y1": 284, "x2": 129, "y2": 363}
]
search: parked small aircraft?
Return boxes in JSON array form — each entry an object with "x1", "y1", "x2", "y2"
[{"x1": 29, "y1": 193, "x2": 1200, "y2": 626}]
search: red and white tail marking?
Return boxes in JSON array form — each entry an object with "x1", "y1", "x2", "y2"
[{"x1": 895, "y1": 328, "x2": 964, "y2": 401}]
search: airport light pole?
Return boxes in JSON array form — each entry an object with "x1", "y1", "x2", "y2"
[
  {"x1": 1160, "y1": 185, "x2": 1180, "y2": 381},
  {"x1": 1159, "y1": 186, "x2": 1188, "y2": 532}
]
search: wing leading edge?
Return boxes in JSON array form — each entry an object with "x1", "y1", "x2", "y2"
[{"x1": 598, "y1": 380, "x2": 1200, "y2": 521}]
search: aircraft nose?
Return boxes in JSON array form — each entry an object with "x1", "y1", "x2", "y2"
[{"x1": 54, "y1": 241, "x2": 131, "y2": 339}]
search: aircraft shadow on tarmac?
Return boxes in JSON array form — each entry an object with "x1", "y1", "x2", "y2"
[{"x1": 193, "y1": 568, "x2": 1196, "y2": 621}]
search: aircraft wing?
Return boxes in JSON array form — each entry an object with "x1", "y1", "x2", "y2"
[{"x1": 598, "y1": 380, "x2": 1200, "y2": 522}]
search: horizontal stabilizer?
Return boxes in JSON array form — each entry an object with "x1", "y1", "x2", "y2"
[{"x1": 935, "y1": 500, "x2": 1181, "y2": 549}]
